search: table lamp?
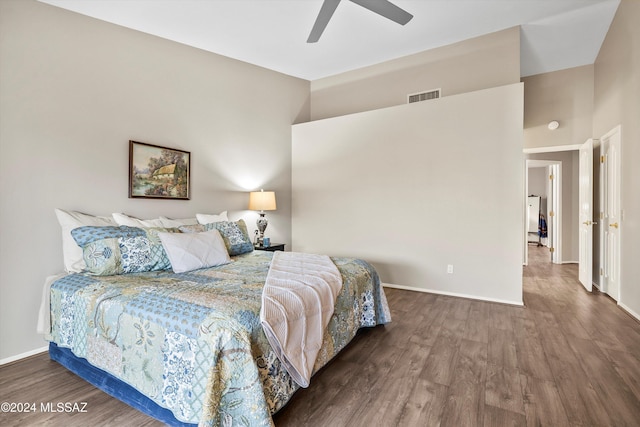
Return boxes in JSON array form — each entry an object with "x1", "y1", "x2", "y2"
[{"x1": 248, "y1": 189, "x2": 276, "y2": 246}]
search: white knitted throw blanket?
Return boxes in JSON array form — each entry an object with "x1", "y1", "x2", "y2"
[{"x1": 260, "y1": 251, "x2": 343, "y2": 388}]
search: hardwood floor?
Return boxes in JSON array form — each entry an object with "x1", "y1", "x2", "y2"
[{"x1": 2, "y1": 246, "x2": 639, "y2": 426}]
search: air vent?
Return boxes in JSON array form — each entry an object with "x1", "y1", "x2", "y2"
[{"x1": 407, "y1": 88, "x2": 441, "y2": 104}]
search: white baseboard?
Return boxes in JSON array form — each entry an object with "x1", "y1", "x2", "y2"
[
  {"x1": 586, "y1": 282, "x2": 638, "y2": 322},
  {"x1": 618, "y1": 302, "x2": 640, "y2": 322},
  {"x1": 0, "y1": 346, "x2": 48, "y2": 366},
  {"x1": 573, "y1": 280, "x2": 625, "y2": 297},
  {"x1": 382, "y1": 283, "x2": 524, "y2": 306}
]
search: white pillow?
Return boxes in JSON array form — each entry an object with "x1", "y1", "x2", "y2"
[
  {"x1": 159, "y1": 216, "x2": 198, "y2": 228},
  {"x1": 158, "y1": 229, "x2": 231, "y2": 273},
  {"x1": 55, "y1": 208, "x2": 116, "y2": 273},
  {"x1": 196, "y1": 211, "x2": 229, "y2": 225},
  {"x1": 112, "y1": 213, "x2": 164, "y2": 228}
]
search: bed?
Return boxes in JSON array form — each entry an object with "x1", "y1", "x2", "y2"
[{"x1": 43, "y1": 217, "x2": 391, "y2": 427}]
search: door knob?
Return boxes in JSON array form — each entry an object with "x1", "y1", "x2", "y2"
[
  {"x1": 610, "y1": 222, "x2": 619, "y2": 228},
  {"x1": 583, "y1": 220, "x2": 592, "y2": 226}
]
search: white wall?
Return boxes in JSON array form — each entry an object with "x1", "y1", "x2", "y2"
[
  {"x1": 292, "y1": 84, "x2": 524, "y2": 305},
  {"x1": 0, "y1": 0, "x2": 310, "y2": 361},
  {"x1": 528, "y1": 167, "x2": 548, "y2": 198}
]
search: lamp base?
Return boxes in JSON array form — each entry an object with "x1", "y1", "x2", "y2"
[{"x1": 257, "y1": 212, "x2": 268, "y2": 245}]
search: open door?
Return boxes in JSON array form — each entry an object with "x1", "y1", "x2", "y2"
[
  {"x1": 600, "y1": 126, "x2": 621, "y2": 301},
  {"x1": 578, "y1": 139, "x2": 593, "y2": 291},
  {"x1": 547, "y1": 163, "x2": 561, "y2": 263}
]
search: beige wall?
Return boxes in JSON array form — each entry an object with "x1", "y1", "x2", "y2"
[
  {"x1": 293, "y1": 84, "x2": 524, "y2": 305},
  {"x1": 310, "y1": 27, "x2": 521, "y2": 121},
  {"x1": 298, "y1": 27, "x2": 523, "y2": 304},
  {"x1": 522, "y1": 65, "x2": 594, "y2": 150},
  {"x1": 593, "y1": 0, "x2": 640, "y2": 318},
  {"x1": 0, "y1": 0, "x2": 310, "y2": 361}
]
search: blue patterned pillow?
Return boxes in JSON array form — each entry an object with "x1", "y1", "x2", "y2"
[
  {"x1": 204, "y1": 219, "x2": 253, "y2": 256},
  {"x1": 71, "y1": 225, "x2": 179, "y2": 275}
]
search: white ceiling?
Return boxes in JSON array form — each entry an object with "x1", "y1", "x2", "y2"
[{"x1": 39, "y1": 0, "x2": 620, "y2": 81}]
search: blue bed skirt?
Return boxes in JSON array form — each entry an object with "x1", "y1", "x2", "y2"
[{"x1": 49, "y1": 342, "x2": 196, "y2": 427}]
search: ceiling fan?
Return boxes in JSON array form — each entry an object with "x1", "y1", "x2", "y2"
[{"x1": 307, "y1": 0, "x2": 413, "y2": 43}]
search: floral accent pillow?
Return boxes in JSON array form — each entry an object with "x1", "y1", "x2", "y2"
[
  {"x1": 71, "y1": 225, "x2": 179, "y2": 275},
  {"x1": 204, "y1": 219, "x2": 253, "y2": 256}
]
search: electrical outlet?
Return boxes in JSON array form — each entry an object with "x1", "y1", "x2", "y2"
[{"x1": 447, "y1": 264, "x2": 454, "y2": 274}]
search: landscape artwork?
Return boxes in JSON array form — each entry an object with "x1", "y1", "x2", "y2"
[{"x1": 129, "y1": 141, "x2": 190, "y2": 199}]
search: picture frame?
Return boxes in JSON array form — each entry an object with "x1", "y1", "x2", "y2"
[{"x1": 129, "y1": 140, "x2": 190, "y2": 200}]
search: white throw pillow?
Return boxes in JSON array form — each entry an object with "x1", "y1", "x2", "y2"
[
  {"x1": 158, "y1": 229, "x2": 231, "y2": 273},
  {"x1": 159, "y1": 216, "x2": 198, "y2": 228},
  {"x1": 196, "y1": 211, "x2": 229, "y2": 224},
  {"x1": 54, "y1": 208, "x2": 116, "y2": 273},
  {"x1": 112, "y1": 213, "x2": 165, "y2": 228}
]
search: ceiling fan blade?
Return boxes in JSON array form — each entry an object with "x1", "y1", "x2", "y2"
[
  {"x1": 307, "y1": 0, "x2": 342, "y2": 43},
  {"x1": 349, "y1": 0, "x2": 413, "y2": 25}
]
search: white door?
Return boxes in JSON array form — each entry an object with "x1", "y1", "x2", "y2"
[
  {"x1": 578, "y1": 139, "x2": 593, "y2": 291},
  {"x1": 547, "y1": 164, "x2": 561, "y2": 263},
  {"x1": 601, "y1": 126, "x2": 621, "y2": 301}
]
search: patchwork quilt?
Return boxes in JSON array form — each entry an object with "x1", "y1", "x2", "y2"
[{"x1": 49, "y1": 251, "x2": 391, "y2": 426}]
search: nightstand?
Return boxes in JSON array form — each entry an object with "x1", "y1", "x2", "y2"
[{"x1": 254, "y1": 243, "x2": 285, "y2": 252}]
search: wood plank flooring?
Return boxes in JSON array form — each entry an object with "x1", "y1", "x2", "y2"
[{"x1": 1, "y1": 245, "x2": 639, "y2": 426}]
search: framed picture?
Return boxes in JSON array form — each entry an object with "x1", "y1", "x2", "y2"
[{"x1": 129, "y1": 140, "x2": 190, "y2": 200}]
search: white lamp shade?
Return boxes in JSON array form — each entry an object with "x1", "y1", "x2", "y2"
[{"x1": 248, "y1": 190, "x2": 276, "y2": 211}]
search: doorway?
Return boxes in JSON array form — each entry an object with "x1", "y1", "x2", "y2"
[
  {"x1": 524, "y1": 159, "x2": 561, "y2": 266},
  {"x1": 523, "y1": 128, "x2": 621, "y2": 300}
]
